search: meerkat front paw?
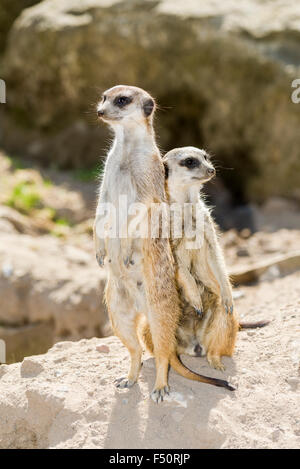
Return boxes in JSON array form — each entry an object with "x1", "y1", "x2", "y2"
[
  {"x1": 96, "y1": 251, "x2": 106, "y2": 267},
  {"x1": 95, "y1": 234, "x2": 107, "y2": 267},
  {"x1": 223, "y1": 299, "x2": 234, "y2": 315},
  {"x1": 150, "y1": 385, "x2": 170, "y2": 404},
  {"x1": 114, "y1": 377, "x2": 136, "y2": 389},
  {"x1": 123, "y1": 255, "x2": 135, "y2": 267},
  {"x1": 221, "y1": 288, "x2": 234, "y2": 314},
  {"x1": 192, "y1": 298, "x2": 204, "y2": 317},
  {"x1": 194, "y1": 306, "x2": 204, "y2": 318},
  {"x1": 123, "y1": 247, "x2": 135, "y2": 267}
]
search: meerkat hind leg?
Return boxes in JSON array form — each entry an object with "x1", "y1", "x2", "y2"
[
  {"x1": 150, "y1": 354, "x2": 170, "y2": 403},
  {"x1": 115, "y1": 339, "x2": 142, "y2": 389},
  {"x1": 108, "y1": 291, "x2": 143, "y2": 388},
  {"x1": 206, "y1": 352, "x2": 225, "y2": 371},
  {"x1": 114, "y1": 336, "x2": 142, "y2": 388}
]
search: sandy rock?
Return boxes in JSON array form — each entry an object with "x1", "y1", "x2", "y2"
[
  {"x1": 0, "y1": 232, "x2": 109, "y2": 345},
  {"x1": 230, "y1": 251, "x2": 300, "y2": 284},
  {"x1": 2, "y1": 0, "x2": 300, "y2": 202},
  {"x1": 0, "y1": 270, "x2": 299, "y2": 449},
  {"x1": 0, "y1": 219, "x2": 17, "y2": 234},
  {"x1": 286, "y1": 377, "x2": 299, "y2": 391},
  {"x1": 0, "y1": 206, "x2": 42, "y2": 235},
  {"x1": 253, "y1": 197, "x2": 300, "y2": 232},
  {"x1": 0, "y1": 365, "x2": 9, "y2": 378},
  {"x1": 96, "y1": 345, "x2": 110, "y2": 354},
  {"x1": 21, "y1": 358, "x2": 44, "y2": 378}
]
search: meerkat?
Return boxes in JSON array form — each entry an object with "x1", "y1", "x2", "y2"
[
  {"x1": 140, "y1": 146, "x2": 268, "y2": 372},
  {"x1": 164, "y1": 147, "x2": 238, "y2": 371},
  {"x1": 94, "y1": 87, "x2": 233, "y2": 402}
]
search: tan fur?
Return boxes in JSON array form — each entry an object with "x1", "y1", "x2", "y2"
[
  {"x1": 94, "y1": 89, "x2": 232, "y2": 402},
  {"x1": 140, "y1": 147, "x2": 239, "y2": 371},
  {"x1": 166, "y1": 147, "x2": 239, "y2": 370}
]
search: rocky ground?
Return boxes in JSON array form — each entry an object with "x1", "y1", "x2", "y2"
[
  {"x1": 1, "y1": 0, "x2": 300, "y2": 449},
  {"x1": 0, "y1": 150, "x2": 299, "y2": 448},
  {"x1": 0, "y1": 269, "x2": 299, "y2": 449},
  {"x1": 0, "y1": 150, "x2": 300, "y2": 361},
  {"x1": 0, "y1": 151, "x2": 110, "y2": 362}
]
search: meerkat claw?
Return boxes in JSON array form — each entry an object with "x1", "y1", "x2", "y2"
[
  {"x1": 123, "y1": 256, "x2": 131, "y2": 267},
  {"x1": 115, "y1": 377, "x2": 135, "y2": 389},
  {"x1": 195, "y1": 308, "x2": 203, "y2": 318},
  {"x1": 230, "y1": 305, "x2": 234, "y2": 314},
  {"x1": 124, "y1": 256, "x2": 135, "y2": 267},
  {"x1": 150, "y1": 386, "x2": 170, "y2": 404},
  {"x1": 96, "y1": 253, "x2": 105, "y2": 267}
]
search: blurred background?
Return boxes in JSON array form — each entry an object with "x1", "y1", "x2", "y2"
[{"x1": 0, "y1": 0, "x2": 300, "y2": 363}]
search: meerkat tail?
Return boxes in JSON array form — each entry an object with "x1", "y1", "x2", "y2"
[
  {"x1": 140, "y1": 319, "x2": 234, "y2": 391},
  {"x1": 239, "y1": 320, "x2": 270, "y2": 330},
  {"x1": 169, "y1": 354, "x2": 235, "y2": 391}
]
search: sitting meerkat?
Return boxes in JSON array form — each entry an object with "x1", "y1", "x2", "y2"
[
  {"x1": 94, "y1": 88, "x2": 233, "y2": 402},
  {"x1": 164, "y1": 147, "x2": 269, "y2": 369},
  {"x1": 141, "y1": 146, "x2": 259, "y2": 371},
  {"x1": 163, "y1": 146, "x2": 238, "y2": 371}
]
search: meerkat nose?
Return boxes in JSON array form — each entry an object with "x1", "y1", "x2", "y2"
[
  {"x1": 207, "y1": 168, "x2": 215, "y2": 176},
  {"x1": 97, "y1": 110, "x2": 105, "y2": 117}
]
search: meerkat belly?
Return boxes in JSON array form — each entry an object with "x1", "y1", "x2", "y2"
[
  {"x1": 104, "y1": 162, "x2": 138, "y2": 259},
  {"x1": 106, "y1": 237, "x2": 147, "y2": 311}
]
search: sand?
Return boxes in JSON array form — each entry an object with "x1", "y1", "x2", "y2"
[{"x1": 0, "y1": 270, "x2": 299, "y2": 449}]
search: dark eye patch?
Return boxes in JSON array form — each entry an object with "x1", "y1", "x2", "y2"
[
  {"x1": 179, "y1": 157, "x2": 200, "y2": 169},
  {"x1": 102, "y1": 95, "x2": 106, "y2": 102},
  {"x1": 113, "y1": 95, "x2": 133, "y2": 107}
]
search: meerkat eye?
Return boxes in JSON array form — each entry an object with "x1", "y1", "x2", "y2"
[
  {"x1": 180, "y1": 157, "x2": 199, "y2": 169},
  {"x1": 102, "y1": 95, "x2": 106, "y2": 102},
  {"x1": 114, "y1": 96, "x2": 132, "y2": 107}
]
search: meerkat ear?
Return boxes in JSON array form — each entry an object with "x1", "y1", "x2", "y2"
[
  {"x1": 163, "y1": 161, "x2": 169, "y2": 179},
  {"x1": 143, "y1": 98, "x2": 155, "y2": 117}
]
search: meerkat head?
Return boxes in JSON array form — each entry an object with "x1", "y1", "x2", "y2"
[
  {"x1": 97, "y1": 85, "x2": 155, "y2": 128},
  {"x1": 163, "y1": 147, "x2": 215, "y2": 189}
]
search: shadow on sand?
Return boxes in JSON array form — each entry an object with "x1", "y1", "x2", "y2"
[{"x1": 104, "y1": 354, "x2": 237, "y2": 449}]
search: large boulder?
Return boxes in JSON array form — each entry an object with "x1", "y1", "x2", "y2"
[
  {"x1": 0, "y1": 267, "x2": 299, "y2": 450},
  {"x1": 0, "y1": 0, "x2": 41, "y2": 52},
  {"x1": 0, "y1": 232, "x2": 110, "y2": 350},
  {"x1": 1, "y1": 0, "x2": 300, "y2": 202}
]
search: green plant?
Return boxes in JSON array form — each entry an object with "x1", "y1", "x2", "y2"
[
  {"x1": 6, "y1": 181, "x2": 42, "y2": 213},
  {"x1": 73, "y1": 164, "x2": 103, "y2": 182},
  {"x1": 54, "y1": 218, "x2": 70, "y2": 226}
]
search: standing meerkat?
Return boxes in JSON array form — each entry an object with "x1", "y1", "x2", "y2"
[{"x1": 94, "y1": 87, "x2": 234, "y2": 402}]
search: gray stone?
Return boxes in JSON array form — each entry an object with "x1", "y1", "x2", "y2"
[{"x1": 1, "y1": 0, "x2": 300, "y2": 202}]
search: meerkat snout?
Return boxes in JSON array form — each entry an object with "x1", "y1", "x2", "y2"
[
  {"x1": 97, "y1": 85, "x2": 155, "y2": 125},
  {"x1": 206, "y1": 167, "x2": 216, "y2": 177}
]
